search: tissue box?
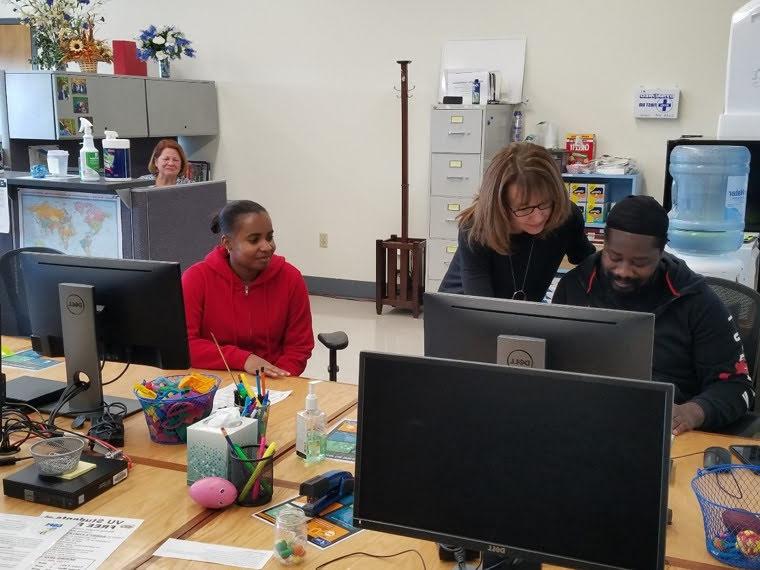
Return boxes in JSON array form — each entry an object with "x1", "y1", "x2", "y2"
[{"x1": 186, "y1": 409, "x2": 258, "y2": 485}]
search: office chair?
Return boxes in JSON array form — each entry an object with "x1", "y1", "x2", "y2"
[
  {"x1": 0, "y1": 247, "x2": 62, "y2": 336},
  {"x1": 705, "y1": 276, "x2": 760, "y2": 437},
  {"x1": 317, "y1": 331, "x2": 349, "y2": 382}
]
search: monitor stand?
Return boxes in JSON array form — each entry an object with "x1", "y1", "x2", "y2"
[
  {"x1": 37, "y1": 283, "x2": 142, "y2": 419},
  {"x1": 481, "y1": 552, "x2": 540, "y2": 570}
]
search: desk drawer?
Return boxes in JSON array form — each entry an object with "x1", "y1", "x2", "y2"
[
  {"x1": 429, "y1": 196, "x2": 472, "y2": 239},
  {"x1": 430, "y1": 154, "x2": 481, "y2": 197},
  {"x1": 427, "y1": 238, "x2": 458, "y2": 281},
  {"x1": 431, "y1": 109, "x2": 482, "y2": 153}
]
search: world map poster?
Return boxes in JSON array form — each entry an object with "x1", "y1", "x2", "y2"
[{"x1": 18, "y1": 189, "x2": 122, "y2": 258}]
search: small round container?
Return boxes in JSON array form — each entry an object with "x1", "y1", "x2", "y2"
[
  {"x1": 134, "y1": 374, "x2": 220, "y2": 444},
  {"x1": 274, "y1": 506, "x2": 308, "y2": 565},
  {"x1": 46, "y1": 150, "x2": 69, "y2": 176},
  {"x1": 30, "y1": 436, "x2": 84, "y2": 475}
]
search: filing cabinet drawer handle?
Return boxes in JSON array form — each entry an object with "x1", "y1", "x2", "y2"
[
  {"x1": 446, "y1": 176, "x2": 468, "y2": 180},
  {"x1": 447, "y1": 131, "x2": 470, "y2": 136},
  {"x1": 445, "y1": 218, "x2": 457, "y2": 222},
  {"x1": 442, "y1": 260, "x2": 451, "y2": 265}
]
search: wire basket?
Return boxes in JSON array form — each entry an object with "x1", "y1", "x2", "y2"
[
  {"x1": 30, "y1": 436, "x2": 84, "y2": 475},
  {"x1": 692, "y1": 465, "x2": 760, "y2": 568},
  {"x1": 135, "y1": 374, "x2": 220, "y2": 444}
]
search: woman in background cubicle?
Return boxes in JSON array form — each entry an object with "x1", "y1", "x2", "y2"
[
  {"x1": 439, "y1": 142, "x2": 595, "y2": 301},
  {"x1": 182, "y1": 200, "x2": 314, "y2": 377},
  {"x1": 141, "y1": 139, "x2": 192, "y2": 187}
]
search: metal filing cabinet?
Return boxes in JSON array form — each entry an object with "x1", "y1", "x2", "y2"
[{"x1": 427, "y1": 104, "x2": 513, "y2": 291}]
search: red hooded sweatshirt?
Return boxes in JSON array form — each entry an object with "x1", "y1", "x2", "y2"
[{"x1": 181, "y1": 245, "x2": 314, "y2": 376}]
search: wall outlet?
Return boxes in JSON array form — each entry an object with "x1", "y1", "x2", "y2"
[{"x1": 319, "y1": 233, "x2": 328, "y2": 248}]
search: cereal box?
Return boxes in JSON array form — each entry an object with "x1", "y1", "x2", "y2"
[
  {"x1": 568, "y1": 183, "x2": 587, "y2": 204},
  {"x1": 565, "y1": 133, "x2": 596, "y2": 165},
  {"x1": 587, "y1": 183, "x2": 607, "y2": 208},
  {"x1": 585, "y1": 202, "x2": 609, "y2": 224}
]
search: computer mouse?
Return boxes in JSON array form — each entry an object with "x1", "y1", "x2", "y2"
[{"x1": 704, "y1": 446, "x2": 732, "y2": 468}]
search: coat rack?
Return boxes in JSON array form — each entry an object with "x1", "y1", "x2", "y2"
[{"x1": 375, "y1": 60, "x2": 426, "y2": 318}]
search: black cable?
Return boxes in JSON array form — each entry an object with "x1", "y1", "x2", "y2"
[
  {"x1": 101, "y1": 361, "x2": 131, "y2": 386},
  {"x1": 315, "y1": 549, "x2": 426, "y2": 569},
  {"x1": 671, "y1": 451, "x2": 707, "y2": 460}
]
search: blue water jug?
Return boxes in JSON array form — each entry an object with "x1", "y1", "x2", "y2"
[{"x1": 668, "y1": 145, "x2": 750, "y2": 254}]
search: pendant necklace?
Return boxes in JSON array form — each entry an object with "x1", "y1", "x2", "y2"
[{"x1": 508, "y1": 239, "x2": 535, "y2": 301}]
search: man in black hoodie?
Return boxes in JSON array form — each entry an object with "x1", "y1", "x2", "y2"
[{"x1": 553, "y1": 196, "x2": 754, "y2": 435}]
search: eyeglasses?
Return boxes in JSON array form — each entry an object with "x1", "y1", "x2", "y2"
[{"x1": 510, "y1": 201, "x2": 553, "y2": 218}]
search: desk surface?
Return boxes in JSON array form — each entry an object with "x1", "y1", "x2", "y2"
[
  {"x1": 0, "y1": 458, "x2": 208, "y2": 569},
  {"x1": 2, "y1": 339, "x2": 358, "y2": 470},
  {"x1": 0, "y1": 338, "x2": 750, "y2": 569}
]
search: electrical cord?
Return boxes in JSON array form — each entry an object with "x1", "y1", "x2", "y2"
[
  {"x1": 0, "y1": 401, "x2": 133, "y2": 469},
  {"x1": 101, "y1": 361, "x2": 131, "y2": 386},
  {"x1": 315, "y1": 549, "x2": 426, "y2": 569}
]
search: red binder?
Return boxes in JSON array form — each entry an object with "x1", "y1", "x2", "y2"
[{"x1": 112, "y1": 40, "x2": 147, "y2": 76}]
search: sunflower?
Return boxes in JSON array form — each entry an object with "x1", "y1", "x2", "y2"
[{"x1": 69, "y1": 39, "x2": 84, "y2": 53}]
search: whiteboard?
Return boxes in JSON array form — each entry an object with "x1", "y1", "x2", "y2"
[{"x1": 440, "y1": 37, "x2": 527, "y2": 104}]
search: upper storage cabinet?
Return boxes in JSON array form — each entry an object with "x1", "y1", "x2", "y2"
[
  {"x1": 6, "y1": 72, "x2": 148, "y2": 139},
  {"x1": 5, "y1": 72, "x2": 218, "y2": 140},
  {"x1": 145, "y1": 79, "x2": 218, "y2": 136}
]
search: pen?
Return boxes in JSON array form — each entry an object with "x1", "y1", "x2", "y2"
[
  {"x1": 220, "y1": 427, "x2": 255, "y2": 474},
  {"x1": 255, "y1": 369, "x2": 262, "y2": 400}
]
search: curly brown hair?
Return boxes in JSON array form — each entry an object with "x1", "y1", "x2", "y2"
[{"x1": 458, "y1": 142, "x2": 571, "y2": 255}]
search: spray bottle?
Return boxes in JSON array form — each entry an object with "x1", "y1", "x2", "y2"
[
  {"x1": 78, "y1": 118, "x2": 99, "y2": 181},
  {"x1": 295, "y1": 381, "x2": 326, "y2": 463}
]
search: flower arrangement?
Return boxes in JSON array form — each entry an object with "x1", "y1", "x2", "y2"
[
  {"x1": 5, "y1": 0, "x2": 111, "y2": 70},
  {"x1": 136, "y1": 25, "x2": 195, "y2": 62}
]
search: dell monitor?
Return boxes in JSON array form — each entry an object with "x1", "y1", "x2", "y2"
[
  {"x1": 424, "y1": 292, "x2": 654, "y2": 381},
  {"x1": 354, "y1": 352, "x2": 673, "y2": 570},
  {"x1": 18, "y1": 252, "x2": 190, "y2": 416}
]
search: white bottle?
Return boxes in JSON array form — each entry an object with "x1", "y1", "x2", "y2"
[
  {"x1": 78, "y1": 118, "x2": 99, "y2": 181},
  {"x1": 295, "y1": 381, "x2": 326, "y2": 463},
  {"x1": 102, "y1": 130, "x2": 131, "y2": 180}
]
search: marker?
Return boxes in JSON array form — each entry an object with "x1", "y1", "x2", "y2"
[
  {"x1": 255, "y1": 369, "x2": 262, "y2": 400},
  {"x1": 220, "y1": 427, "x2": 252, "y2": 473},
  {"x1": 240, "y1": 373, "x2": 255, "y2": 400}
]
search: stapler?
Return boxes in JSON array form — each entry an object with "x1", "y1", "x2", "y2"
[{"x1": 299, "y1": 470, "x2": 354, "y2": 517}]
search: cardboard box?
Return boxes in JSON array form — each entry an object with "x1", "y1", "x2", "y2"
[
  {"x1": 568, "y1": 183, "x2": 587, "y2": 204},
  {"x1": 186, "y1": 409, "x2": 258, "y2": 485},
  {"x1": 586, "y1": 202, "x2": 609, "y2": 224},
  {"x1": 565, "y1": 133, "x2": 597, "y2": 165}
]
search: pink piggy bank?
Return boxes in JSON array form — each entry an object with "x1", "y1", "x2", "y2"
[{"x1": 189, "y1": 477, "x2": 237, "y2": 509}]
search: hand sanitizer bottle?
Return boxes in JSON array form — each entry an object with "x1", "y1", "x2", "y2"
[
  {"x1": 296, "y1": 381, "x2": 326, "y2": 463},
  {"x1": 78, "y1": 118, "x2": 99, "y2": 181}
]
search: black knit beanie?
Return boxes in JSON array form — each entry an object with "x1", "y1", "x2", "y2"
[{"x1": 606, "y1": 195, "x2": 669, "y2": 239}]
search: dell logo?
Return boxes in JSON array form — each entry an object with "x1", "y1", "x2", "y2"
[
  {"x1": 507, "y1": 349, "x2": 533, "y2": 368},
  {"x1": 487, "y1": 545, "x2": 507, "y2": 555},
  {"x1": 66, "y1": 294, "x2": 85, "y2": 316}
]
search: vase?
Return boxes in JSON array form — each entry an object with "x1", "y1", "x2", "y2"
[{"x1": 159, "y1": 59, "x2": 170, "y2": 79}]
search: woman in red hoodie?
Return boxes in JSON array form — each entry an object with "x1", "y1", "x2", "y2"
[{"x1": 182, "y1": 200, "x2": 314, "y2": 377}]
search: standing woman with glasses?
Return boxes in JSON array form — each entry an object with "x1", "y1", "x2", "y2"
[{"x1": 440, "y1": 142, "x2": 595, "y2": 301}]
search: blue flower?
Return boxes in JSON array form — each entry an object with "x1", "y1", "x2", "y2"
[
  {"x1": 46, "y1": 0, "x2": 53, "y2": 6},
  {"x1": 176, "y1": 37, "x2": 190, "y2": 47},
  {"x1": 78, "y1": 0, "x2": 90, "y2": 4},
  {"x1": 184, "y1": 47, "x2": 195, "y2": 58},
  {"x1": 136, "y1": 49, "x2": 152, "y2": 61}
]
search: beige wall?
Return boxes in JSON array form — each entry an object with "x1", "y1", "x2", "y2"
[{"x1": 0, "y1": 1, "x2": 745, "y2": 281}]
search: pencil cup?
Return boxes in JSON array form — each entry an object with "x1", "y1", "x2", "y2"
[
  {"x1": 134, "y1": 374, "x2": 220, "y2": 444},
  {"x1": 228, "y1": 444, "x2": 274, "y2": 506},
  {"x1": 274, "y1": 506, "x2": 308, "y2": 565},
  {"x1": 253, "y1": 403, "x2": 270, "y2": 438}
]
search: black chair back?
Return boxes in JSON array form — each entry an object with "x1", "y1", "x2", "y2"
[
  {"x1": 705, "y1": 276, "x2": 760, "y2": 407},
  {"x1": 0, "y1": 247, "x2": 62, "y2": 336}
]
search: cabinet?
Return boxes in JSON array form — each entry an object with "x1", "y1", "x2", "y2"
[
  {"x1": 146, "y1": 79, "x2": 218, "y2": 136},
  {"x1": 4, "y1": 72, "x2": 218, "y2": 140},
  {"x1": 427, "y1": 104, "x2": 513, "y2": 291},
  {"x1": 561, "y1": 173, "x2": 641, "y2": 228}
]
